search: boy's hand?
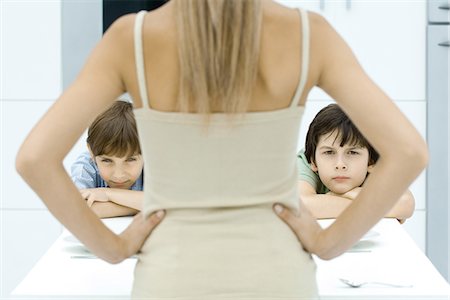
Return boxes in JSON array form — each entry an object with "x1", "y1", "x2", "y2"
[{"x1": 80, "y1": 188, "x2": 110, "y2": 207}]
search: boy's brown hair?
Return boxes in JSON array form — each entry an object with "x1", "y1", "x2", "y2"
[
  {"x1": 304, "y1": 104, "x2": 379, "y2": 166},
  {"x1": 87, "y1": 100, "x2": 141, "y2": 157}
]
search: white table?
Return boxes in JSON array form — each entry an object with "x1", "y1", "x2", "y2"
[{"x1": 12, "y1": 217, "x2": 450, "y2": 299}]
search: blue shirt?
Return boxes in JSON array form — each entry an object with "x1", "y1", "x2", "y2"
[{"x1": 70, "y1": 151, "x2": 144, "y2": 190}]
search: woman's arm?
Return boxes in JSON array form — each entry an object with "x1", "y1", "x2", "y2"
[
  {"x1": 16, "y1": 15, "x2": 163, "y2": 263},
  {"x1": 276, "y1": 13, "x2": 427, "y2": 260}
]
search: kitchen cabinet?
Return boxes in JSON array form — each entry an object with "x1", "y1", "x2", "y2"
[
  {"x1": 428, "y1": 0, "x2": 450, "y2": 23},
  {"x1": 276, "y1": 0, "x2": 426, "y2": 101},
  {"x1": 427, "y1": 0, "x2": 450, "y2": 280}
]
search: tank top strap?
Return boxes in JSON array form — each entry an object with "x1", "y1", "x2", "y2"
[
  {"x1": 134, "y1": 10, "x2": 150, "y2": 109},
  {"x1": 290, "y1": 9, "x2": 310, "y2": 108}
]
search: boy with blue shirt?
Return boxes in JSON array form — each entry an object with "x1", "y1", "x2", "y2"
[
  {"x1": 298, "y1": 104, "x2": 414, "y2": 223},
  {"x1": 71, "y1": 100, "x2": 144, "y2": 218}
]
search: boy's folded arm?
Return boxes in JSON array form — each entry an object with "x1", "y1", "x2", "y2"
[
  {"x1": 298, "y1": 181, "x2": 352, "y2": 219},
  {"x1": 299, "y1": 180, "x2": 415, "y2": 222},
  {"x1": 90, "y1": 201, "x2": 139, "y2": 219},
  {"x1": 385, "y1": 189, "x2": 415, "y2": 223},
  {"x1": 103, "y1": 189, "x2": 143, "y2": 211}
]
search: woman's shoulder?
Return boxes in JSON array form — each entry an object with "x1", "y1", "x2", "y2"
[
  {"x1": 307, "y1": 10, "x2": 338, "y2": 48},
  {"x1": 99, "y1": 13, "x2": 136, "y2": 53},
  {"x1": 307, "y1": 10, "x2": 330, "y2": 27},
  {"x1": 109, "y1": 9, "x2": 175, "y2": 44},
  {"x1": 104, "y1": 8, "x2": 168, "y2": 37},
  {"x1": 103, "y1": 9, "x2": 175, "y2": 60}
]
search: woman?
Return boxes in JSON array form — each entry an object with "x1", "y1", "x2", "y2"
[{"x1": 16, "y1": 0, "x2": 427, "y2": 298}]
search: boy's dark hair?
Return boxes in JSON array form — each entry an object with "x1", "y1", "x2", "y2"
[
  {"x1": 87, "y1": 100, "x2": 141, "y2": 157},
  {"x1": 304, "y1": 104, "x2": 379, "y2": 166}
]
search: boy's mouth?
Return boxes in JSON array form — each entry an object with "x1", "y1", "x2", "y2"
[
  {"x1": 333, "y1": 176, "x2": 350, "y2": 181},
  {"x1": 110, "y1": 181, "x2": 129, "y2": 187}
]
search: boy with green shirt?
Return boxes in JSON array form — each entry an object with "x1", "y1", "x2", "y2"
[{"x1": 298, "y1": 104, "x2": 414, "y2": 223}]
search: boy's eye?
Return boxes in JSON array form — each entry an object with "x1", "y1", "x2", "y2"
[
  {"x1": 348, "y1": 150, "x2": 360, "y2": 155},
  {"x1": 100, "y1": 158, "x2": 112, "y2": 163},
  {"x1": 126, "y1": 157, "x2": 137, "y2": 162},
  {"x1": 323, "y1": 150, "x2": 334, "y2": 155}
]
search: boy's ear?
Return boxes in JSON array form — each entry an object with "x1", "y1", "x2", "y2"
[
  {"x1": 310, "y1": 161, "x2": 319, "y2": 172},
  {"x1": 367, "y1": 163, "x2": 376, "y2": 173}
]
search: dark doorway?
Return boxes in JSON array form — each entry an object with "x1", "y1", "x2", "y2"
[{"x1": 103, "y1": 0, "x2": 167, "y2": 33}]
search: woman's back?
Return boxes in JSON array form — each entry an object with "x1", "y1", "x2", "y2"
[
  {"x1": 131, "y1": 1, "x2": 312, "y2": 213},
  {"x1": 117, "y1": 0, "x2": 319, "y2": 113},
  {"x1": 104, "y1": 0, "x2": 318, "y2": 215}
]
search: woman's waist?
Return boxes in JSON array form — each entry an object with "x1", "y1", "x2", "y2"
[
  {"x1": 143, "y1": 203, "x2": 301, "y2": 252},
  {"x1": 135, "y1": 203, "x2": 317, "y2": 298},
  {"x1": 143, "y1": 193, "x2": 300, "y2": 218}
]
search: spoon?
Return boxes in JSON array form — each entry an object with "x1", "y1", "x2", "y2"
[{"x1": 339, "y1": 278, "x2": 413, "y2": 288}]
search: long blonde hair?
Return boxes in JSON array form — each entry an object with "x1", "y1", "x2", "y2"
[{"x1": 174, "y1": 0, "x2": 262, "y2": 114}]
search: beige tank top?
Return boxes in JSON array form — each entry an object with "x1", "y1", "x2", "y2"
[{"x1": 133, "y1": 9, "x2": 310, "y2": 217}]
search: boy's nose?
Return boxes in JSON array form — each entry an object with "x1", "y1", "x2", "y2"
[
  {"x1": 335, "y1": 157, "x2": 347, "y2": 170},
  {"x1": 335, "y1": 164, "x2": 347, "y2": 170},
  {"x1": 112, "y1": 168, "x2": 127, "y2": 180}
]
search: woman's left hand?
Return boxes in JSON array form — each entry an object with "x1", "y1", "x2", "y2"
[
  {"x1": 273, "y1": 200, "x2": 324, "y2": 255},
  {"x1": 116, "y1": 210, "x2": 165, "y2": 261}
]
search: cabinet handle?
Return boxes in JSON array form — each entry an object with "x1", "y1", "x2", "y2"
[
  {"x1": 346, "y1": 0, "x2": 351, "y2": 10},
  {"x1": 438, "y1": 4, "x2": 450, "y2": 10},
  {"x1": 320, "y1": 0, "x2": 325, "y2": 10},
  {"x1": 438, "y1": 41, "x2": 450, "y2": 47}
]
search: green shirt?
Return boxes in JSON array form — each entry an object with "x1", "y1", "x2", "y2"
[{"x1": 297, "y1": 149, "x2": 329, "y2": 194}]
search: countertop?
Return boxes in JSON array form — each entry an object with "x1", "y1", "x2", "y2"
[{"x1": 12, "y1": 217, "x2": 450, "y2": 299}]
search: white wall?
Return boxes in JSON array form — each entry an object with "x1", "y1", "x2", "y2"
[{"x1": 0, "y1": 0, "x2": 86, "y2": 297}]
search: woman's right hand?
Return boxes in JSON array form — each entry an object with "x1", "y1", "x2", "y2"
[
  {"x1": 274, "y1": 202, "x2": 324, "y2": 256},
  {"x1": 114, "y1": 210, "x2": 165, "y2": 263}
]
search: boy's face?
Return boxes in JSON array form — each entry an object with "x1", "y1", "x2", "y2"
[
  {"x1": 94, "y1": 153, "x2": 143, "y2": 189},
  {"x1": 311, "y1": 131, "x2": 373, "y2": 194}
]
